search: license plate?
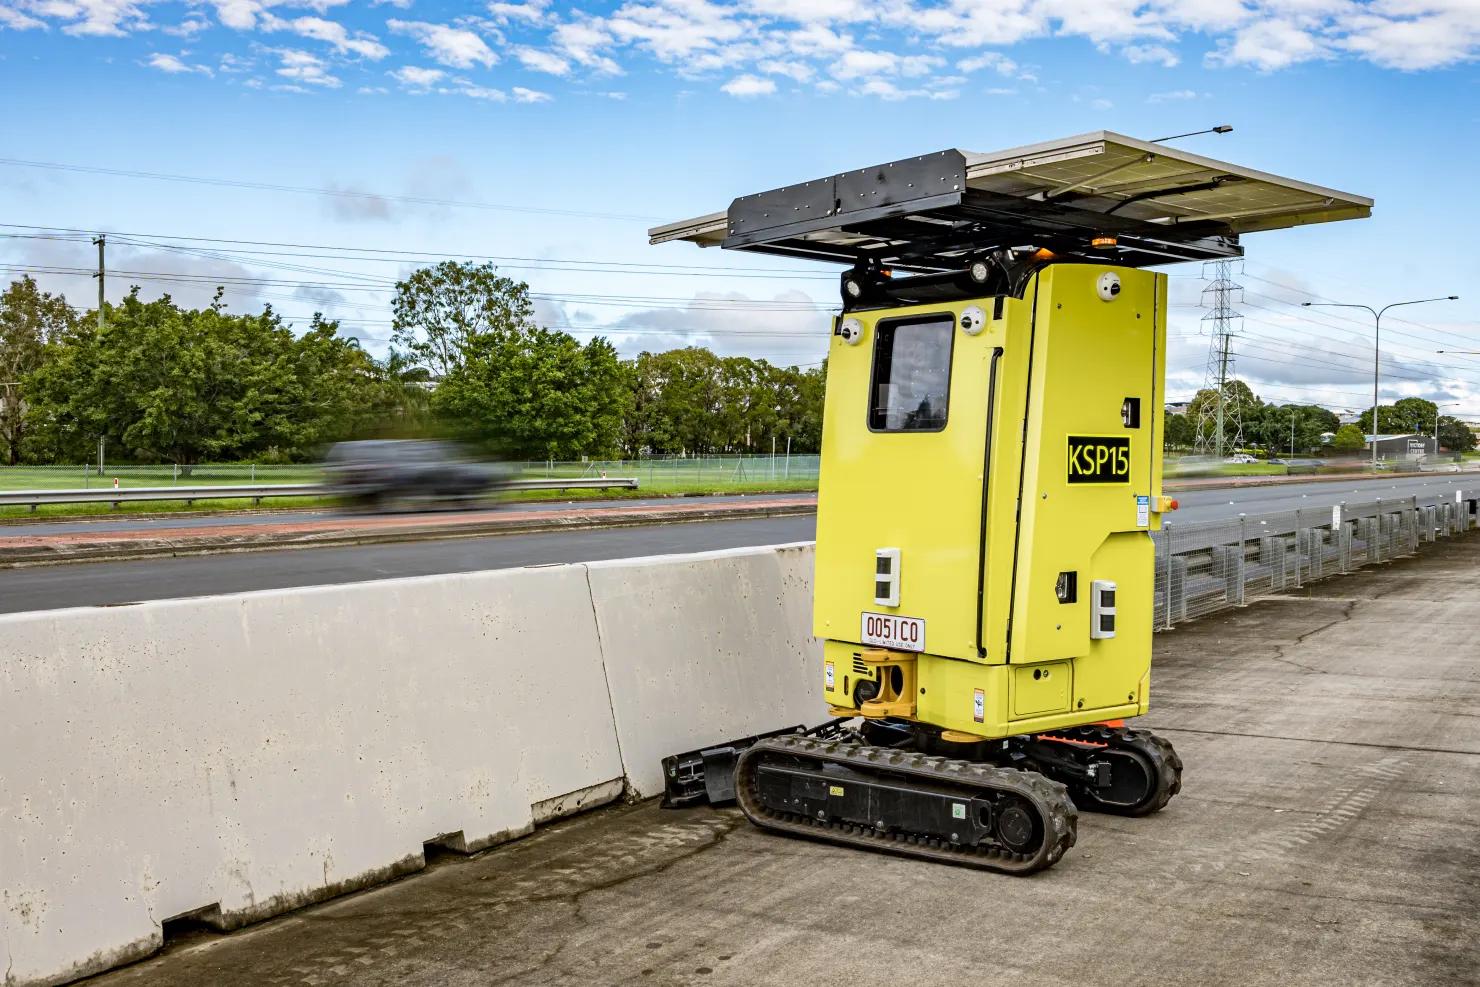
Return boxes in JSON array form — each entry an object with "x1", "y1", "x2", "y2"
[{"x1": 861, "y1": 612, "x2": 925, "y2": 652}]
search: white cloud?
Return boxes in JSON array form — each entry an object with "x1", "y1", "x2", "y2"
[
  {"x1": 957, "y1": 51, "x2": 1019, "y2": 76},
  {"x1": 512, "y1": 84, "x2": 551, "y2": 101},
  {"x1": 830, "y1": 48, "x2": 895, "y2": 79},
  {"x1": 259, "y1": 14, "x2": 389, "y2": 58},
  {"x1": 274, "y1": 47, "x2": 341, "y2": 87},
  {"x1": 1208, "y1": 17, "x2": 1330, "y2": 70},
  {"x1": 609, "y1": 290, "x2": 827, "y2": 365},
  {"x1": 457, "y1": 80, "x2": 508, "y2": 99},
  {"x1": 160, "y1": 17, "x2": 208, "y2": 37},
  {"x1": 487, "y1": 0, "x2": 548, "y2": 23},
  {"x1": 515, "y1": 45, "x2": 569, "y2": 74},
  {"x1": 145, "y1": 52, "x2": 213, "y2": 75},
  {"x1": 721, "y1": 72, "x2": 776, "y2": 95},
  {"x1": 551, "y1": 16, "x2": 623, "y2": 72},
  {"x1": 1147, "y1": 87, "x2": 1199, "y2": 101},
  {"x1": 1123, "y1": 42, "x2": 1179, "y2": 65},
  {"x1": 856, "y1": 77, "x2": 957, "y2": 100},
  {"x1": 0, "y1": 5, "x2": 47, "y2": 29},
  {"x1": 23, "y1": 0, "x2": 153, "y2": 36},
  {"x1": 757, "y1": 57, "x2": 812, "y2": 81},
  {"x1": 388, "y1": 18, "x2": 499, "y2": 68},
  {"x1": 14, "y1": 0, "x2": 1480, "y2": 94},
  {"x1": 390, "y1": 64, "x2": 444, "y2": 87}
]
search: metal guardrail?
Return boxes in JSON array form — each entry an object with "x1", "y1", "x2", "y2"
[
  {"x1": 0, "y1": 477, "x2": 641, "y2": 510},
  {"x1": 1154, "y1": 488, "x2": 1480, "y2": 630}
]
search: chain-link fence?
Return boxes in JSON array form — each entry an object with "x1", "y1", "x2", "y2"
[
  {"x1": 511, "y1": 455, "x2": 822, "y2": 491},
  {"x1": 1153, "y1": 491, "x2": 1478, "y2": 630},
  {"x1": 0, "y1": 464, "x2": 323, "y2": 490}
]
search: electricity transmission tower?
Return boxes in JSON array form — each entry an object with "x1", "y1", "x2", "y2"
[{"x1": 1194, "y1": 259, "x2": 1245, "y2": 458}]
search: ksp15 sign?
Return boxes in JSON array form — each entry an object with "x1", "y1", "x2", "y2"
[{"x1": 1067, "y1": 435, "x2": 1131, "y2": 484}]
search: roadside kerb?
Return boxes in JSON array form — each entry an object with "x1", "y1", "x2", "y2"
[{"x1": 0, "y1": 497, "x2": 820, "y2": 567}]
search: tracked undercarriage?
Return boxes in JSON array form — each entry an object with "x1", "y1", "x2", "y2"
[{"x1": 667, "y1": 719, "x2": 1182, "y2": 875}]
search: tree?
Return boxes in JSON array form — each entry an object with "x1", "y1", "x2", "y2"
[
  {"x1": 1332, "y1": 423, "x2": 1366, "y2": 452},
  {"x1": 1164, "y1": 412, "x2": 1194, "y2": 450},
  {"x1": 626, "y1": 348, "x2": 725, "y2": 454},
  {"x1": 1187, "y1": 379, "x2": 1262, "y2": 450},
  {"x1": 24, "y1": 288, "x2": 379, "y2": 465},
  {"x1": 0, "y1": 276, "x2": 75, "y2": 464},
  {"x1": 621, "y1": 349, "x2": 825, "y2": 456},
  {"x1": 432, "y1": 326, "x2": 628, "y2": 460},
  {"x1": 1438, "y1": 416, "x2": 1477, "y2": 453},
  {"x1": 1358, "y1": 398, "x2": 1436, "y2": 436},
  {"x1": 1248, "y1": 403, "x2": 1339, "y2": 455},
  {"x1": 390, "y1": 262, "x2": 535, "y2": 378}
]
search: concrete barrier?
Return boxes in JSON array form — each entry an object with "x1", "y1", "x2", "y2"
[
  {"x1": 0, "y1": 544, "x2": 821, "y2": 987},
  {"x1": 587, "y1": 543, "x2": 824, "y2": 797}
]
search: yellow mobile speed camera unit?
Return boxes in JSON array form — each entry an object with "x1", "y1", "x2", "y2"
[{"x1": 653, "y1": 132, "x2": 1370, "y2": 873}]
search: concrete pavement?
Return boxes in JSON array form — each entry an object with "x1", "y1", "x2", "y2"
[{"x1": 82, "y1": 534, "x2": 1480, "y2": 987}]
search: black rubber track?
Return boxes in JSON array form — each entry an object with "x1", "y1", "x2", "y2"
[
  {"x1": 1047, "y1": 726, "x2": 1183, "y2": 817},
  {"x1": 735, "y1": 735, "x2": 1078, "y2": 875}
]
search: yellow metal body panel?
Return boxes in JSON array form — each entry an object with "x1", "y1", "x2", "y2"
[{"x1": 815, "y1": 264, "x2": 1165, "y2": 738}]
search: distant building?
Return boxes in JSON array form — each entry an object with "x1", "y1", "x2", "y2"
[
  {"x1": 1337, "y1": 411, "x2": 1361, "y2": 425},
  {"x1": 1164, "y1": 401, "x2": 1191, "y2": 417},
  {"x1": 1364, "y1": 433, "x2": 1436, "y2": 459}
]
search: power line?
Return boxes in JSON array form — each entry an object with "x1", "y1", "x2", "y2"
[
  {"x1": 0, "y1": 159, "x2": 661, "y2": 223},
  {"x1": 0, "y1": 223, "x2": 830, "y2": 277},
  {"x1": 0, "y1": 264, "x2": 832, "y2": 311}
]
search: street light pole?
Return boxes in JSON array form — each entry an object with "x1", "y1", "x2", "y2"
[
  {"x1": 1434, "y1": 401, "x2": 1459, "y2": 455},
  {"x1": 1303, "y1": 296, "x2": 1459, "y2": 469}
]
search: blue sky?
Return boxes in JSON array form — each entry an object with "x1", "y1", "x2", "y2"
[{"x1": 2, "y1": 0, "x2": 1479, "y2": 417}]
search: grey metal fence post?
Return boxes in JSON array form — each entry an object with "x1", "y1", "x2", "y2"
[
  {"x1": 1162, "y1": 524, "x2": 1173, "y2": 630},
  {"x1": 1237, "y1": 513, "x2": 1247, "y2": 605}
]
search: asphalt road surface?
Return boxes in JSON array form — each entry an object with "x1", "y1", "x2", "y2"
[{"x1": 2, "y1": 475, "x2": 1476, "y2": 614}]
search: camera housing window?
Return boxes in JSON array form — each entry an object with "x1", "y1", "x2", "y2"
[{"x1": 868, "y1": 315, "x2": 954, "y2": 432}]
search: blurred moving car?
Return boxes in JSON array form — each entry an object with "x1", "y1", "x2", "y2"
[
  {"x1": 1225, "y1": 453, "x2": 1259, "y2": 464},
  {"x1": 324, "y1": 440, "x2": 515, "y2": 510}
]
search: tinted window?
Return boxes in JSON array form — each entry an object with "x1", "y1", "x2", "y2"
[{"x1": 868, "y1": 316, "x2": 953, "y2": 431}]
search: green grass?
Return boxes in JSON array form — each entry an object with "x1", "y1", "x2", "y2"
[
  {"x1": 1211, "y1": 463, "x2": 1289, "y2": 476},
  {"x1": 0, "y1": 475, "x2": 820, "y2": 522}
]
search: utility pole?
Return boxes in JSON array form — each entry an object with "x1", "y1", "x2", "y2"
[
  {"x1": 1290, "y1": 412, "x2": 1296, "y2": 458},
  {"x1": 1195, "y1": 259, "x2": 1244, "y2": 458},
  {"x1": 93, "y1": 234, "x2": 106, "y2": 475},
  {"x1": 92, "y1": 234, "x2": 105, "y2": 331}
]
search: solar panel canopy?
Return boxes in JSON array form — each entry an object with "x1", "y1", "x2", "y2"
[{"x1": 649, "y1": 131, "x2": 1372, "y2": 271}]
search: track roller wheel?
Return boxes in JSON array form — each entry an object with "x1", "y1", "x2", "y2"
[{"x1": 1067, "y1": 727, "x2": 1182, "y2": 817}]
